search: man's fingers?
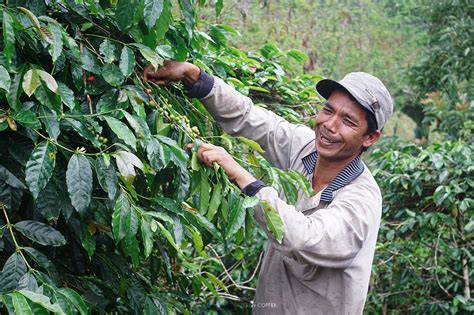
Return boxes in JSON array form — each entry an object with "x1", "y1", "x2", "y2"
[
  {"x1": 201, "y1": 150, "x2": 222, "y2": 167},
  {"x1": 143, "y1": 64, "x2": 167, "y2": 81}
]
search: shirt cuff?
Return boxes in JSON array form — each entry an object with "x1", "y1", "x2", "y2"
[
  {"x1": 186, "y1": 69, "x2": 214, "y2": 99},
  {"x1": 242, "y1": 180, "x2": 267, "y2": 196}
]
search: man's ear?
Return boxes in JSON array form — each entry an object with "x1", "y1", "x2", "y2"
[{"x1": 362, "y1": 130, "x2": 381, "y2": 149}]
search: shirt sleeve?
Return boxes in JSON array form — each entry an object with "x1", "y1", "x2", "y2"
[
  {"x1": 198, "y1": 75, "x2": 315, "y2": 170},
  {"x1": 253, "y1": 184, "x2": 382, "y2": 268}
]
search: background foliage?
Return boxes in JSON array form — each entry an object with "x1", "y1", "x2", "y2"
[{"x1": 0, "y1": 0, "x2": 473, "y2": 314}]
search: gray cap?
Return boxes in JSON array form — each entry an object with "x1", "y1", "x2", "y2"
[{"x1": 316, "y1": 72, "x2": 393, "y2": 130}]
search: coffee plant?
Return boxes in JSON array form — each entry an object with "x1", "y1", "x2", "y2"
[
  {"x1": 0, "y1": 0, "x2": 320, "y2": 313},
  {"x1": 366, "y1": 94, "x2": 474, "y2": 313}
]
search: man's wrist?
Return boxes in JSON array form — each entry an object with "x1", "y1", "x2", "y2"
[
  {"x1": 242, "y1": 180, "x2": 266, "y2": 196},
  {"x1": 182, "y1": 64, "x2": 201, "y2": 89},
  {"x1": 185, "y1": 69, "x2": 214, "y2": 99}
]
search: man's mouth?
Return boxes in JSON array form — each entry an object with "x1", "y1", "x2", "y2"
[{"x1": 320, "y1": 133, "x2": 340, "y2": 144}]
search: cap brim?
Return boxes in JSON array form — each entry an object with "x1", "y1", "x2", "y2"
[
  {"x1": 316, "y1": 79, "x2": 348, "y2": 100},
  {"x1": 316, "y1": 78, "x2": 375, "y2": 116}
]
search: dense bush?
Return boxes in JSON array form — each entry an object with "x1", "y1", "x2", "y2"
[
  {"x1": 367, "y1": 96, "x2": 474, "y2": 313},
  {"x1": 0, "y1": 1, "x2": 318, "y2": 313}
]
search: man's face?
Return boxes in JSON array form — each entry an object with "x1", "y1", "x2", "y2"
[{"x1": 314, "y1": 89, "x2": 380, "y2": 163}]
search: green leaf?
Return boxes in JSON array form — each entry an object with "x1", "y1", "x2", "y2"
[
  {"x1": 35, "y1": 177, "x2": 60, "y2": 221},
  {"x1": 207, "y1": 182, "x2": 222, "y2": 221},
  {"x1": 112, "y1": 192, "x2": 137, "y2": 242},
  {"x1": 95, "y1": 157, "x2": 118, "y2": 200},
  {"x1": 178, "y1": 0, "x2": 195, "y2": 35},
  {"x1": 134, "y1": 44, "x2": 164, "y2": 69},
  {"x1": 0, "y1": 294, "x2": 15, "y2": 314},
  {"x1": 197, "y1": 170, "x2": 209, "y2": 216},
  {"x1": 7, "y1": 66, "x2": 26, "y2": 111},
  {"x1": 146, "y1": 137, "x2": 166, "y2": 170},
  {"x1": 277, "y1": 170, "x2": 298, "y2": 205},
  {"x1": 80, "y1": 223, "x2": 96, "y2": 258},
  {"x1": 37, "y1": 70, "x2": 58, "y2": 93},
  {"x1": 104, "y1": 116, "x2": 137, "y2": 150},
  {"x1": 62, "y1": 118, "x2": 101, "y2": 147},
  {"x1": 2, "y1": 11, "x2": 15, "y2": 67},
  {"x1": 56, "y1": 288, "x2": 88, "y2": 315},
  {"x1": 12, "y1": 110, "x2": 41, "y2": 129},
  {"x1": 47, "y1": 23, "x2": 63, "y2": 63},
  {"x1": 102, "y1": 64, "x2": 125, "y2": 87},
  {"x1": 260, "y1": 200, "x2": 285, "y2": 244},
  {"x1": 14, "y1": 220, "x2": 66, "y2": 246},
  {"x1": 62, "y1": 29, "x2": 81, "y2": 60},
  {"x1": 22, "y1": 247, "x2": 59, "y2": 283},
  {"x1": 99, "y1": 39, "x2": 116, "y2": 64},
  {"x1": 115, "y1": 0, "x2": 139, "y2": 31},
  {"x1": 199, "y1": 275, "x2": 219, "y2": 298},
  {"x1": 66, "y1": 154, "x2": 93, "y2": 214},
  {"x1": 119, "y1": 46, "x2": 136, "y2": 77},
  {"x1": 18, "y1": 7, "x2": 50, "y2": 44},
  {"x1": 140, "y1": 216, "x2": 154, "y2": 258},
  {"x1": 10, "y1": 292, "x2": 32, "y2": 315},
  {"x1": 248, "y1": 86, "x2": 270, "y2": 93},
  {"x1": 225, "y1": 195, "x2": 246, "y2": 238},
  {"x1": 287, "y1": 49, "x2": 308, "y2": 63},
  {"x1": 156, "y1": 221, "x2": 179, "y2": 252},
  {"x1": 0, "y1": 65, "x2": 11, "y2": 91},
  {"x1": 144, "y1": 0, "x2": 164, "y2": 29},
  {"x1": 194, "y1": 212, "x2": 222, "y2": 240},
  {"x1": 0, "y1": 252, "x2": 27, "y2": 293},
  {"x1": 123, "y1": 108, "x2": 151, "y2": 139},
  {"x1": 113, "y1": 151, "x2": 144, "y2": 180},
  {"x1": 238, "y1": 136, "x2": 265, "y2": 153},
  {"x1": 39, "y1": 107, "x2": 60, "y2": 140},
  {"x1": 144, "y1": 296, "x2": 167, "y2": 315},
  {"x1": 242, "y1": 196, "x2": 259, "y2": 208},
  {"x1": 57, "y1": 83, "x2": 75, "y2": 110},
  {"x1": 189, "y1": 226, "x2": 203, "y2": 253},
  {"x1": 157, "y1": 135, "x2": 188, "y2": 170},
  {"x1": 25, "y1": 141, "x2": 56, "y2": 199},
  {"x1": 81, "y1": 49, "x2": 100, "y2": 74},
  {"x1": 0, "y1": 165, "x2": 26, "y2": 189},
  {"x1": 287, "y1": 170, "x2": 315, "y2": 197},
  {"x1": 206, "y1": 272, "x2": 228, "y2": 293},
  {"x1": 18, "y1": 272, "x2": 38, "y2": 291},
  {"x1": 18, "y1": 290, "x2": 64, "y2": 314},
  {"x1": 216, "y1": 0, "x2": 223, "y2": 16},
  {"x1": 155, "y1": 0, "x2": 172, "y2": 40},
  {"x1": 22, "y1": 69, "x2": 41, "y2": 97},
  {"x1": 34, "y1": 83, "x2": 62, "y2": 112}
]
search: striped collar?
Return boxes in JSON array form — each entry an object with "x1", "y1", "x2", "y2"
[{"x1": 301, "y1": 151, "x2": 365, "y2": 202}]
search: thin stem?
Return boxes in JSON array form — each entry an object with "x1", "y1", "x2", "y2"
[
  {"x1": 36, "y1": 108, "x2": 122, "y2": 119},
  {"x1": 33, "y1": 130, "x2": 118, "y2": 157},
  {"x1": 1, "y1": 203, "x2": 33, "y2": 270},
  {"x1": 83, "y1": 33, "x2": 129, "y2": 47}
]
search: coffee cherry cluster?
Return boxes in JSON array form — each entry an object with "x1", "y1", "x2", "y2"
[{"x1": 87, "y1": 126, "x2": 108, "y2": 149}]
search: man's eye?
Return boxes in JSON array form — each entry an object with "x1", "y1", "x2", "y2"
[
  {"x1": 322, "y1": 107, "x2": 332, "y2": 113},
  {"x1": 343, "y1": 118, "x2": 355, "y2": 126}
]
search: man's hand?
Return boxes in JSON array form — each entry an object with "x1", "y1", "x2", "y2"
[
  {"x1": 143, "y1": 61, "x2": 200, "y2": 88},
  {"x1": 188, "y1": 143, "x2": 256, "y2": 189}
]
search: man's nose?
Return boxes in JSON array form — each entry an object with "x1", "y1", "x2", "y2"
[{"x1": 323, "y1": 115, "x2": 339, "y2": 133}]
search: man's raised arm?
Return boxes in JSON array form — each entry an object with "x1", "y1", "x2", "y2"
[{"x1": 143, "y1": 61, "x2": 314, "y2": 171}]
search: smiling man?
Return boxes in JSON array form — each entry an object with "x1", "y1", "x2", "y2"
[{"x1": 144, "y1": 62, "x2": 393, "y2": 314}]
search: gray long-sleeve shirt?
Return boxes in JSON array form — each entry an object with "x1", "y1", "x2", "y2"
[{"x1": 198, "y1": 75, "x2": 382, "y2": 315}]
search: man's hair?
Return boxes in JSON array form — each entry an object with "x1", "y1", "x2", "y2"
[
  {"x1": 364, "y1": 108, "x2": 378, "y2": 136},
  {"x1": 361, "y1": 108, "x2": 378, "y2": 153}
]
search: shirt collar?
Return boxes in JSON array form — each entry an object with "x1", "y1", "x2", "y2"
[{"x1": 301, "y1": 151, "x2": 365, "y2": 202}]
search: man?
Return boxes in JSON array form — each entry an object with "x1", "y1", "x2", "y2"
[{"x1": 144, "y1": 61, "x2": 393, "y2": 314}]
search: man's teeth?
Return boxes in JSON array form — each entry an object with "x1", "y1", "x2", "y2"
[{"x1": 322, "y1": 135, "x2": 337, "y2": 143}]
